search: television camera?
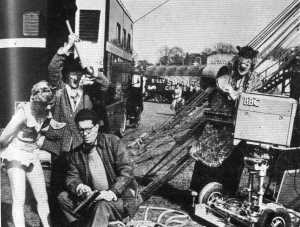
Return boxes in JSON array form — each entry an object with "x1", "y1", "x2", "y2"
[{"x1": 194, "y1": 92, "x2": 300, "y2": 227}]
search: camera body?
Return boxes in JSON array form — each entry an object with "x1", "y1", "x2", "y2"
[{"x1": 234, "y1": 92, "x2": 298, "y2": 147}]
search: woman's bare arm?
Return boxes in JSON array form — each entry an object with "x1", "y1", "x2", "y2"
[{"x1": 0, "y1": 109, "x2": 26, "y2": 148}]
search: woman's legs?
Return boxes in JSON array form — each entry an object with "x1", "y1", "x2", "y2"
[
  {"x1": 7, "y1": 167, "x2": 26, "y2": 227},
  {"x1": 27, "y1": 160, "x2": 51, "y2": 227}
]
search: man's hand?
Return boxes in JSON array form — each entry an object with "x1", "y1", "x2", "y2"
[
  {"x1": 85, "y1": 66, "x2": 110, "y2": 87},
  {"x1": 228, "y1": 89, "x2": 240, "y2": 100},
  {"x1": 95, "y1": 190, "x2": 117, "y2": 202},
  {"x1": 79, "y1": 75, "x2": 95, "y2": 87},
  {"x1": 76, "y1": 184, "x2": 92, "y2": 197},
  {"x1": 57, "y1": 33, "x2": 79, "y2": 56},
  {"x1": 68, "y1": 33, "x2": 80, "y2": 46},
  {"x1": 85, "y1": 66, "x2": 95, "y2": 77},
  {"x1": 94, "y1": 71, "x2": 110, "y2": 90}
]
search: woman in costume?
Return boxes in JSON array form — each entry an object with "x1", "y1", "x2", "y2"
[{"x1": 0, "y1": 81, "x2": 53, "y2": 227}]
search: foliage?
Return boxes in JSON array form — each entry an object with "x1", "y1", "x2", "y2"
[
  {"x1": 169, "y1": 46, "x2": 185, "y2": 65},
  {"x1": 158, "y1": 46, "x2": 185, "y2": 65},
  {"x1": 136, "y1": 60, "x2": 153, "y2": 73},
  {"x1": 187, "y1": 66, "x2": 201, "y2": 77},
  {"x1": 158, "y1": 46, "x2": 171, "y2": 65},
  {"x1": 156, "y1": 43, "x2": 236, "y2": 66},
  {"x1": 268, "y1": 46, "x2": 288, "y2": 60},
  {"x1": 145, "y1": 65, "x2": 202, "y2": 78},
  {"x1": 201, "y1": 43, "x2": 236, "y2": 57},
  {"x1": 156, "y1": 66, "x2": 167, "y2": 77},
  {"x1": 202, "y1": 47, "x2": 213, "y2": 56},
  {"x1": 184, "y1": 53, "x2": 202, "y2": 65},
  {"x1": 175, "y1": 66, "x2": 187, "y2": 76},
  {"x1": 165, "y1": 66, "x2": 177, "y2": 76},
  {"x1": 213, "y1": 42, "x2": 236, "y2": 55},
  {"x1": 145, "y1": 66, "x2": 156, "y2": 77}
]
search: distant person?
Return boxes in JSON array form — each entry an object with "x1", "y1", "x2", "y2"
[
  {"x1": 194, "y1": 85, "x2": 201, "y2": 93},
  {"x1": 57, "y1": 109, "x2": 140, "y2": 227},
  {"x1": 170, "y1": 83, "x2": 183, "y2": 112},
  {"x1": 189, "y1": 84, "x2": 195, "y2": 97},
  {"x1": 183, "y1": 85, "x2": 191, "y2": 102},
  {"x1": 127, "y1": 83, "x2": 144, "y2": 128},
  {"x1": 0, "y1": 81, "x2": 53, "y2": 227}
]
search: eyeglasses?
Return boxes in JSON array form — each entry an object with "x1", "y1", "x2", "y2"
[{"x1": 78, "y1": 126, "x2": 95, "y2": 134}]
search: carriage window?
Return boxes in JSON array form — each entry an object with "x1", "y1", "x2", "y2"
[
  {"x1": 117, "y1": 23, "x2": 121, "y2": 44},
  {"x1": 127, "y1": 34, "x2": 131, "y2": 50},
  {"x1": 79, "y1": 10, "x2": 100, "y2": 42},
  {"x1": 123, "y1": 29, "x2": 126, "y2": 48},
  {"x1": 23, "y1": 11, "x2": 40, "y2": 36}
]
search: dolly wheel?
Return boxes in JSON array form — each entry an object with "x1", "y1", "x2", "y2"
[
  {"x1": 256, "y1": 208, "x2": 291, "y2": 227},
  {"x1": 198, "y1": 182, "x2": 223, "y2": 206}
]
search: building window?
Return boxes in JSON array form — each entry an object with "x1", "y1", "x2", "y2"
[
  {"x1": 127, "y1": 34, "x2": 131, "y2": 50},
  {"x1": 123, "y1": 29, "x2": 126, "y2": 48},
  {"x1": 79, "y1": 10, "x2": 100, "y2": 42},
  {"x1": 23, "y1": 11, "x2": 40, "y2": 36},
  {"x1": 117, "y1": 23, "x2": 121, "y2": 44}
]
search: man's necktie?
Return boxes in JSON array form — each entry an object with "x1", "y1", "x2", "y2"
[{"x1": 70, "y1": 90, "x2": 79, "y2": 107}]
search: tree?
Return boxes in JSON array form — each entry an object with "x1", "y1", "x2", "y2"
[
  {"x1": 187, "y1": 65, "x2": 201, "y2": 77},
  {"x1": 159, "y1": 56, "x2": 169, "y2": 65},
  {"x1": 158, "y1": 46, "x2": 170, "y2": 65},
  {"x1": 169, "y1": 46, "x2": 185, "y2": 65},
  {"x1": 145, "y1": 66, "x2": 156, "y2": 77},
  {"x1": 269, "y1": 47, "x2": 288, "y2": 61},
  {"x1": 156, "y1": 66, "x2": 167, "y2": 77},
  {"x1": 213, "y1": 42, "x2": 236, "y2": 54},
  {"x1": 175, "y1": 66, "x2": 187, "y2": 77},
  {"x1": 136, "y1": 60, "x2": 153, "y2": 73},
  {"x1": 184, "y1": 53, "x2": 202, "y2": 65},
  {"x1": 166, "y1": 66, "x2": 177, "y2": 76},
  {"x1": 202, "y1": 47, "x2": 213, "y2": 56},
  {"x1": 158, "y1": 46, "x2": 186, "y2": 65}
]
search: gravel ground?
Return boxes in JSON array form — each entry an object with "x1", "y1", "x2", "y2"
[
  {"x1": 1, "y1": 102, "x2": 205, "y2": 227},
  {"x1": 125, "y1": 102, "x2": 204, "y2": 226}
]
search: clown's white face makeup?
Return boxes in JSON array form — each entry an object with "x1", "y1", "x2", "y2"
[
  {"x1": 238, "y1": 57, "x2": 252, "y2": 76},
  {"x1": 31, "y1": 81, "x2": 53, "y2": 104},
  {"x1": 68, "y1": 72, "x2": 82, "y2": 89}
]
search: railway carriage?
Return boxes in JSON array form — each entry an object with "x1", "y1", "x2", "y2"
[
  {"x1": 0, "y1": 0, "x2": 134, "y2": 134},
  {"x1": 1, "y1": 0, "x2": 135, "y2": 225}
]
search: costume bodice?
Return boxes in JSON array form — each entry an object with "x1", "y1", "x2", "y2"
[{"x1": 15, "y1": 103, "x2": 47, "y2": 143}]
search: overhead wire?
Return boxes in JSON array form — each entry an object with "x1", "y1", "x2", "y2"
[
  {"x1": 259, "y1": 21, "x2": 300, "y2": 58},
  {"x1": 256, "y1": 9, "x2": 300, "y2": 51},
  {"x1": 133, "y1": 0, "x2": 171, "y2": 24},
  {"x1": 251, "y1": 1, "x2": 300, "y2": 82},
  {"x1": 254, "y1": 18, "x2": 300, "y2": 73},
  {"x1": 249, "y1": 0, "x2": 299, "y2": 48},
  {"x1": 248, "y1": 0, "x2": 298, "y2": 46},
  {"x1": 253, "y1": 6, "x2": 299, "y2": 50}
]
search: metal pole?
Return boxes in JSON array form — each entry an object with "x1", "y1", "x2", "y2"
[{"x1": 65, "y1": 20, "x2": 86, "y2": 68}]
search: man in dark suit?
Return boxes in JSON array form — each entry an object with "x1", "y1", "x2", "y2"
[{"x1": 57, "y1": 109, "x2": 140, "y2": 227}]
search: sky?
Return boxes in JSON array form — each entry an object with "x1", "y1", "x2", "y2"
[{"x1": 122, "y1": 0, "x2": 294, "y2": 63}]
